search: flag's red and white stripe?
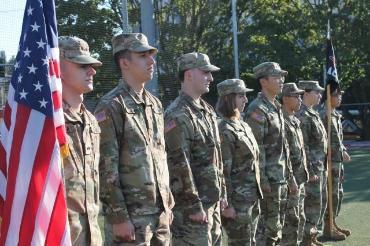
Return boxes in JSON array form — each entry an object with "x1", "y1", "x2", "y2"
[{"x1": 0, "y1": 47, "x2": 71, "y2": 245}]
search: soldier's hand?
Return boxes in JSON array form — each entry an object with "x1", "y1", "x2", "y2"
[
  {"x1": 221, "y1": 206, "x2": 236, "y2": 219},
  {"x1": 308, "y1": 175, "x2": 319, "y2": 183},
  {"x1": 289, "y1": 183, "x2": 298, "y2": 195},
  {"x1": 262, "y1": 184, "x2": 272, "y2": 193},
  {"x1": 189, "y1": 210, "x2": 208, "y2": 223},
  {"x1": 113, "y1": 221, "x2": 135, "y2": 242},
  {"x1": 220, "y1": 198, "x2": 228, "y2": 211},
  {"x1": 343, "y1": 151, "x2": 351, "y2": 162}
]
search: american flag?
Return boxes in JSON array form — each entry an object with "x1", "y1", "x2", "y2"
[{"x1": 0, "y1": 0, "x2": 71, "y2": 245}]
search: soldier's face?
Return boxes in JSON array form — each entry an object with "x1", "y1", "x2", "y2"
[
  {"x1": 309, "y1": 90, "x2": 322, "y2": 106},
  {"x1": 331, "y1": 94, "x2": 342, "y2": 107},
  {"x1": 286, "y1": 94, "x2": 302, "y2": 112},
  {"x1": 122, "y1": 51, "x2": 155, "y2": 83},
  {"x1": 235, "y1": 93, "x2": 248, "y2": 113},
  {"x1": 262, "y1": 75, "x2": 284, "y2": 95},
  {"x1": 188, "y1": 68, "x2": 214, "y2": 95},
  {"x1": 60, "y1": 59, "x2": 97, "y2": 94}
]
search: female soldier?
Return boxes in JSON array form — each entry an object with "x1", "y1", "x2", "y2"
[{"x1": 216, "y1": 79, "x2": 263, "y2": 246}]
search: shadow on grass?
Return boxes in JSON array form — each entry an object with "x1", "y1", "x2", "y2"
[{"x1": 341, "y1": 149, "x2": 370, "y2": 203}]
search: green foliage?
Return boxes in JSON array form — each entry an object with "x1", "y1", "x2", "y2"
[
  {"x1": 56, "y1": 0, "x2": 122, "y2": 100},
  {"x1": 55, "y1": 0, "x2": 370, "y2": 106}
]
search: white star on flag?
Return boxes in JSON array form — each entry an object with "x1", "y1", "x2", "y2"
[
  {"x1": 27, "y1": 6, "x2": 34, "y2": 16},
  {"x1": 33, "y1": 81, "x2": 43, "y2": 91},
  {"x1": 28, "y1": 64, "x2": 38, "y2": 74},
  {"x1": 19, "y1": 89, "x2": 28, "y2": 99},
  {"x1": 30, "y1": 21, "x2": 40, "y2": 32},
  {"x1": 14, "y1": 61, "x2": 20, "y2": 69},
  {"x1": 39, "y1": 98, "x2": 48, "y2": 108},
  {"x1": 23, "y1": 48, "x2": 31, "y2": 57},
  {"x1": 42, "y1": 57, "x2": 49, "y2": 66},
  {"x1": 36, "y1": 39, "x2": 46, "y2": 49},
  {"x1": 0, "y1": 0, "x2": 72, "y2": 244}
]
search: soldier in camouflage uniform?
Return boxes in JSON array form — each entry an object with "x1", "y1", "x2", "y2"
[
  {"x1": 94, "y1": 33, "x2": 174, "y2": 245},
  {"x1": 164, "y1": 52, "x2": 227, "y2": 246},
  {"x1": 279, "y1": 83, "x2": 309, "y2": 246},
  {"x1": 296, "y1": 81, "x2": 344, "y2": 245},
  {"x1": 59, "y1": 36, "x2": 103, "y2": 245},
  {"x1": 216, "y1": 79, "x2": 263, "y2": 246},
  {"x1": 244, "y1": 62, "x2": 297, "y2": 246},
  {"x1": 319, "y1": 87, "x2": 351, "y2": 239}
]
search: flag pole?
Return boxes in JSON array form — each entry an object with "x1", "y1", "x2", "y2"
[
  {"x1": 326, "y1": 84, "x2": 334, "y2": 233},
  {"x1": 326, "y1": 19, "x2": 334, "y2": 235}
]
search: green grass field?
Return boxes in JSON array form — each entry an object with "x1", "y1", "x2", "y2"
[
  {"x1": 319, "y1": 148, "x2": 370, "y2": 246},
  {"x1": 222, "y1": 148, "x2": 370, "y2": 246},
  {"x1": 99, "y1": 148, "x2": 370, "y2": 245}
]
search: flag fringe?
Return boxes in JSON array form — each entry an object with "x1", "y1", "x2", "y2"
[{"x1": 60, "y1": 144, "x2": 69, "y2": 159}]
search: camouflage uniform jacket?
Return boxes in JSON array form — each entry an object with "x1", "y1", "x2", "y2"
[
  {"x1": 296, "y1": 104, "x2": 328, "y2": 177},
  {"x1": 218, "y1": 118, "x2": 263, "y2": 205},
  {"x1": 244, "y1": 92, "x2": 292, "y2": 187},
  {"x1": 63, "y1": 102, "x2": 102, "y2": 245},
  {"x1": 94, "y1": 80, "x2": 174, "y2": 224},
  {"x1": 164, "y1": 92, "x2": 226, "y2": 214},
  {"x1": 283, "y1": 109, "x2": 309, "y2": 185},
  {"x1": 319, "y1": 106, "x2": 346, "y2": 162}
]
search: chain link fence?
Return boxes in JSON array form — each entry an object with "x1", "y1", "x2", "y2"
[
  {"x1": 1, "y1": 0, "x2": 370, "y2": 139},
  {"x1": 0, "y1": 0, "x2": 237, "y2": 110}
]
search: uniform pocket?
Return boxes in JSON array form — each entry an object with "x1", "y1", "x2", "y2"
[{"x1": 66, "y1": 125, "x2": 83, "y2": 175}]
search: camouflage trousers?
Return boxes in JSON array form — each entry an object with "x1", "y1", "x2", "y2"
[
  {"x1": 171, "y1": 202, "x2": 222, "y2": 246},
  {"x1": 256, "y1": 183, "x2": 288, "y2": 246},
  {"x1": 101, "y1": 211, "x2": 171, "y2": 246},
  {"x1": 325, "y1": 162, "x2": 344, "y2": 219},
  {"x1": 303, "y1": 168, "x2": 328, "y2": 237},
  {"x1": 223, "y1": 200, "x2": 260, "y2": 246},
  {"x1": 281, "y1": 183, "x2": 306, "y2": 246}
]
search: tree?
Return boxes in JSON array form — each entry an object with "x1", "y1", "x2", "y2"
[
  {"x1": 55, "y1": 0, "x2": 370, "y2": 109},
  {"x1": 56, "y1": 0, "x2": 122, "y2": 103}
]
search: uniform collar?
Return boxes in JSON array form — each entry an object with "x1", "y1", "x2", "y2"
[
  {"x1": 180, "y1": 91, "x2": 208, "y2": 113},
  {"x1": 322, "y1": 104, "x2": 342, "y2": 117},
  {"x1": 120, "y1": 79, "x2": 153, "y2": 106},
  {"x1": 258, "y1": 92, "x2": 281, "y2": 111},
  {"x1": 63, "y1": 101, "x2": 86, "y2": 124},
  {"x1": 282, "y1": 107, "x2": 294, "y2": 119},
  {"x1": 301, "y1": 103, "x2": 317, "y2": 115}
]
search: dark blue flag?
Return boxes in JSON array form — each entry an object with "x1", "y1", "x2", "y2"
[
  {"x1": 325, "y1": 21, "x2": 339, "y2": 92},
  {"x1": 322, "y1": 21, "x2": 340, "y2": 102}
]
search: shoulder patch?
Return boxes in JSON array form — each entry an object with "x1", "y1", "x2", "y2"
[
  {"x1": 165, "y1": 119, "x2": 177, "y2": 133},
  {"x1": 251, "y1": 112, "x2": 264, "y2": 123},
  {"x1": 95, "y1": 111, "x2": 107, "y2": 122}
]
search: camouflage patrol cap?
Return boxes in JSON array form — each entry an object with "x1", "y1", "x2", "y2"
[
  {"x1": 112, "y1": 33, "x2": 157, "y2": 56},
  {"x1": 281, "y1": 83, "x2": 305, "y2": 97},
  {"x1": 253, "y1": 62, "x2": 288, "y2": 79},
  {"x1": 217, "y1": 79, "x2": 253, "y2": 97},
  {"x1": 177, "y1": 52, "x2": 220, "y2": 72},
  {"x1": 59, "y1": 36, "x2": 102, "y2": 66},
  {"x1": 298, "y1": 80, "x2": 325, "y2": 91}
]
